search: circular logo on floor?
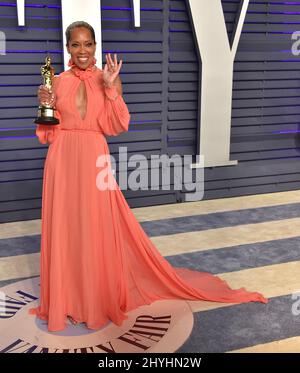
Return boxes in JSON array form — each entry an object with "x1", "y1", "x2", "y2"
[{"x1": 0, "y1": 277, "x2": 193, "y2": 353}]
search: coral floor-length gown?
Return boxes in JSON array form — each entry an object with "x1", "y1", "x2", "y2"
[{"x1": 29, "y1": 64, "x2": 267, "y2": 332}]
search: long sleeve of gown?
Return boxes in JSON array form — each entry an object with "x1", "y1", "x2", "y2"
[
  {"x1": 35, "y1": 75, "x2": 62, "y2": 145},
  {"x1": 97, "y1": 84, "x2": 130, "y2": 136},
  {"x1": 36, "y1": 122, "x2": 61, "y2": 145}
]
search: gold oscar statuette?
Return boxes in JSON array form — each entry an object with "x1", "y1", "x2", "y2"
[{"x1": 34, "y1": 56, "x2": 59, "y2": 125}]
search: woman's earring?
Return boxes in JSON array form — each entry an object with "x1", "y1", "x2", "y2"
[{"x1": 67, "y1": 56, "x2": 74, "y2": 67}]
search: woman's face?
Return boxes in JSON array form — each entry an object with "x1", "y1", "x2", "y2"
[{"x1": 66, "y1": 27, "x2": 96, "y2": 70}]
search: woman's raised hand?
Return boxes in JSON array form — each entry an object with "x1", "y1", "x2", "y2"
[
  {"x1": 103, "y1": 53, "x2": 122, "y2": 87},
  {"x1": 38, "y1": 85, "x2": 55, "y2": 107}
]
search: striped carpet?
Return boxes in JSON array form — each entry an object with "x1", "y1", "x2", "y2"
[{"x1": 1, "y1": 190, "x2": 300, "y2": 352}]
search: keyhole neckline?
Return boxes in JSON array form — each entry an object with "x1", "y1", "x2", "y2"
[{"x1": 73, "y1": 80, "x2": 89, "y2": 123}]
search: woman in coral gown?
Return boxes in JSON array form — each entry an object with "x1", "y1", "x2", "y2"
[{"x1": 29, "y1": 21, "x2": 267, "y2": 332}]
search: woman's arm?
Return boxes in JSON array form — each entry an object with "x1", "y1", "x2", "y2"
[
  {"x1": 114, "y1": 75, "x2": 122, "y2": 96},
  {"x1": 35, "y1": 75, "x2": 61, "y2": 145},
  {"x1": 97, "y1": 76, "x2": 130, "y2": 137}
]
